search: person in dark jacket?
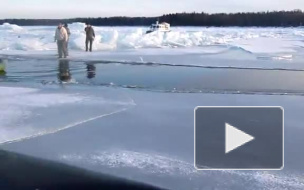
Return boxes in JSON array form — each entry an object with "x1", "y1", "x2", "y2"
[
  {"x1": 64, "y1": 23, "x2": 71, "y2": 56},
  {"x1": 84, "y1": 23, "x2": 95, "y2": 52}
]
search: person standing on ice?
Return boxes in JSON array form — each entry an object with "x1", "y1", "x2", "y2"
[
  {"x1": 54, "y1": 23, "x2": 68, "y2": 58},
  {"x1": 63, "y1": 23, "x2": 71, "y2": 56},
  {"x1": 84, "y1": 23, "x2": 95, "y2": 52}
]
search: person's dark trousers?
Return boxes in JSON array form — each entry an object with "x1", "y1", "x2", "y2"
[
  {"x1": 85, "y1": 37, "x2": 93, "y2": 52},
  {"x1": 57, "y1": 40, "x2": 68, "y2": 58}
]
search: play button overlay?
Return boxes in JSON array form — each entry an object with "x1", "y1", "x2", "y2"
[
  {"x1": 195, "y1": 106, "x2": 284, "y2": 170},
  {"x1": 225, "y1": 123, "x2": 255, "y2": 154}
]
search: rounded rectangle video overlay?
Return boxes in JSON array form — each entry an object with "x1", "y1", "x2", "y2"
[{"x1": 194, "y1": 106, "x2": 284, "y2": 170}]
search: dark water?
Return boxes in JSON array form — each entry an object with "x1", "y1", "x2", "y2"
[{"x1": 2, "y1": 58, "x2": 304, "y2": 95}]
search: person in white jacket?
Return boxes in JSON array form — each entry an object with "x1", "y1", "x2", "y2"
[{"x1": 54, "y1": 23, "x2": 68, "y2": 58}]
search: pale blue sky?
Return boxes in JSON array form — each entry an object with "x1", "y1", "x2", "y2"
[{"x1": 1, "y1": 0, "x2": 303, "y2": 19}]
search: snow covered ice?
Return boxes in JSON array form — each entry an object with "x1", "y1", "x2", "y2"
[{"x1": 1, "y1": 22, "x2": 304, "y2": 54}]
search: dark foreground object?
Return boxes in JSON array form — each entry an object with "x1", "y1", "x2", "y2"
[{"x1": 0, "y1": 150, "x2": 166, "y2": 190}]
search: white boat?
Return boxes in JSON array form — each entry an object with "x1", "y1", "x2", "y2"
[{"x1": 146, "y1": 21, "x2": 171, "y2": 34}]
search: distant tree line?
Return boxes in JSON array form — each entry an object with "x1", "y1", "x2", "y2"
[{"x1": 1, "y1": 10, "x2": 304, "y2": 27}]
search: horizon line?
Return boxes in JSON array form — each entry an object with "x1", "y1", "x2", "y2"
[{"x1": 0, "y1": 9, "x2": 302, "y2": 20}]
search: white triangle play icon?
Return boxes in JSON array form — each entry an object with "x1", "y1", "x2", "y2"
[{"x1": 225, "y1": 123, "x2": 255, "y2": 154}]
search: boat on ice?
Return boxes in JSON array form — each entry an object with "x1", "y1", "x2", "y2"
[{"x1": 146, "y1": 21, "x2": 171, "y2": 34}]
